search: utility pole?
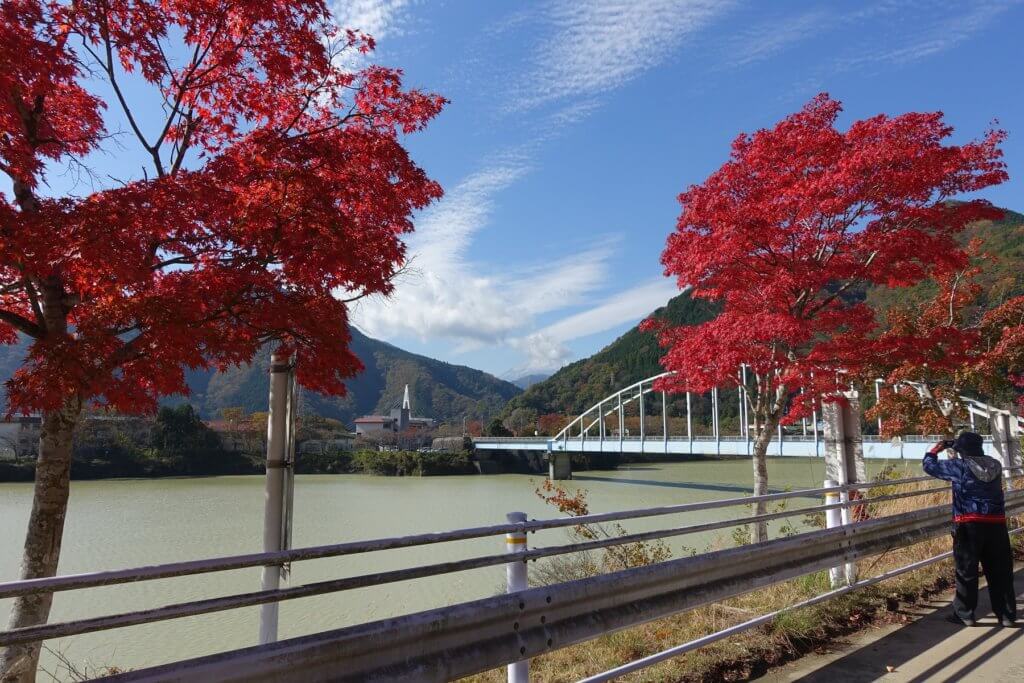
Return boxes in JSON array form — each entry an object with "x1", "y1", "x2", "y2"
[{"x1": 259, "y1": 351, "x2": 296, "y2": 644}]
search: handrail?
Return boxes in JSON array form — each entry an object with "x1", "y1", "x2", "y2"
[
  {"x1": 578, "y1": 526, "x2": 1024, "y2": 683},
  {"x1": 93, "y1": 497, "x2": 1024, "y2": 682}
]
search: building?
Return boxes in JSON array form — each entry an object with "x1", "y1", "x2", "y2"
[
  {"x1": 354, "y1": 385, "x2": 435, "y2": 436},
  {"x1": 0, "y1": 415, "x2": 41, "y2": 460}
]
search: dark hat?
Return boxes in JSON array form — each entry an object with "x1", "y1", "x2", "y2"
[{"x1": 953, "y1": 431, "x2": 985, "y2": 458}]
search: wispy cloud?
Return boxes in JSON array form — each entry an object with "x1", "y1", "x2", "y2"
[
  {"x1": 718, "y1": 9, "x2": 833, "y2": 70},
  {"x1": 351, "y1": 156, "x2": 615, "y2": 349},
  {"x1": 509, "y1": 0, "x2": 736, "y2": 112},
  {"x1": 510, "y1": 278, "x2": 681, "y2": 373},
  {"x1": 331, "y1": 0, "x2": 414, "y2": 42},
  {"x1": 833, "y1": 0, "x2": 1021, "y2": 71}
]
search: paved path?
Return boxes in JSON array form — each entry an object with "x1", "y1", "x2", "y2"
[{"x1": 759, "y1": 571, "x2": 1024, "y2": 683}]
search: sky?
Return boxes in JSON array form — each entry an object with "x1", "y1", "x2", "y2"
[
  {"x1": 335, "y1": 0, "x2": 1024, "y2": 379},
  {"x1": 11, "y1": 0, "x2": 1024, "y2": 381}
]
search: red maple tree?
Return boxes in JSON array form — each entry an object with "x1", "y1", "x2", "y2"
[
  {"x1": 865, "y1": 246, "x2": 1024, "y2": 436},
  {"x1": 0, "y1": 2, "x2": 443, "y2": 676},
  {"x1": 646, "y1": 94, "x2": 1006, "y2": 541}
]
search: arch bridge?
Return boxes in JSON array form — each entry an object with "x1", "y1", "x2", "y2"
[{"x1": 473, "y1": 371, "x2": 1024, "y2": 477}]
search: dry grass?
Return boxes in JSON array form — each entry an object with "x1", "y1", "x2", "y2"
[{"x1": 462, "y1": 470, "x2": 1024, "y2": 682}]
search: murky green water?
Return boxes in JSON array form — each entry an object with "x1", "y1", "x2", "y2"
[{"x1": 0, "y1": 458, "x2": 916, "y2": 675}]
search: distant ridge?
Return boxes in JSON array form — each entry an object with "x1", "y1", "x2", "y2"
[
  {"x1": 0, "y1": 327, "x2": 521, "y2": 426},
  {"x1": 508, "y1": 373, "x2": 550, "y2": 390}
]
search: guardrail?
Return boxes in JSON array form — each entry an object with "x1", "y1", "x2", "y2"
[{"x1": 1, "y1": 471, "x2": 1021, "y2": 681}]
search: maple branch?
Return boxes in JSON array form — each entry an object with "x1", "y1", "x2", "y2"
[
  {"x1": 22, "y1": 278, "x2": 43, "y2": 327},
  {"x1": 947, "y1": 269, "x2": 965, "y2": 327},
  {"x1": 802, "y1": 250, "x2": 879, "y2": 319},
  {"x1": 87, "y1": 21, "x2": 160, "y2": 174},
  {"x1": 0, "y1": 308, "x2": 42, "y2": 338}
]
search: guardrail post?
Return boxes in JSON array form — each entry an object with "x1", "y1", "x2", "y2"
[
  {"x1": 506, "y1": 512, "x2": 529, "y2": 683},
  {"x1": 824, "y1": 479, "x2": 843, "y2": 589}
]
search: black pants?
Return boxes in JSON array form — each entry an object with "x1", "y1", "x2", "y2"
[{"x1": 953, "y1": 522, "x2": 1016, "y2": 621}]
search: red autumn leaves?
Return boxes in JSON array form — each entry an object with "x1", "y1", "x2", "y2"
[
  {"x1": 649, "y1": 93, "x2": 1009, "y2": 427},
  {"x1": 0, "y1": 1, "x2": 445, "y2": 414}
]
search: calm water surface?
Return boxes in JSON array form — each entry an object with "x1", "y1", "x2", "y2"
[{"x1": 0, "y1": 458, "x2": 916, "y2": 675}]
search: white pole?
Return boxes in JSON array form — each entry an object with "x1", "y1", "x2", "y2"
[
  {"x1": 618, "y1": 393, "x2": 624, "y2": 450},
  {"x1": 639, "y1": 385, "x2": 646, "y2": 451},
  {"x1": 874, "y1": 380, "x2": 883, "y2": 435},
  {"x1": 662, "y1": 391, "x2": 668, "y2": 454},
  {"x1": 506, "y1": 511, "x2": 529, "y2": 683},
  {"x1": 812, "y1": 401, "x2": 819, "y2": 457},
  {"x1": 712, "y1": 387, "x2": 720, "y2": 456},
  {"x1": 823, "y1": 479, "x2": 843, "y2": 588},
  {"x1": 259, "y1": 352, "x2": 291, "y2": 644},
  {"x1": 741, "y1": 366, "x2": 750, "y2": 456},
  {"x1": 686, "y1": 392, "x2": 692, "y2": 454}
]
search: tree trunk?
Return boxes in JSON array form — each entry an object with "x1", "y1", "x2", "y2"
[
  {"x1": 749, "y1": 416, "x2": 777, "y2": 543},
  {"x1": 0, "y1": 401, "x2": 81, "y2": 683}
]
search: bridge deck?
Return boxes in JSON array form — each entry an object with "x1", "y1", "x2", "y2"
[
  {"x1": 762, "y1": 569, "x2": 1024, "y2": 682},
  {"x1": 473, "y1": 435, "x2": 1000, "y2": 460}
]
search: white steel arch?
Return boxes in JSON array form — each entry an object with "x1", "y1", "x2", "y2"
[{"x1": 529, "y1": 372, "x2": 1024, "y2": 461}]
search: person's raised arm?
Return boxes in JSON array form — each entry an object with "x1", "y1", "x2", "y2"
[{"x1": 923, "y1": 440, "x2": 959, "y2": 481}]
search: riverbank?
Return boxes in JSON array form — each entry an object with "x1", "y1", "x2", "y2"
[{"x1": 0, "y1": 449, "x2": 480, "y2": 482}]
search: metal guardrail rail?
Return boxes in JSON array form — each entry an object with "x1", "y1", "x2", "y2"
[
  {"x1": 1, "y1": 472, "x2": 1021, "y2": 681},
  {"x1": 95, "y1": 489, "x2": 1024, "y2": 682}
]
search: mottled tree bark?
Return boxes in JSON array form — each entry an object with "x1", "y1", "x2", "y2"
[
  {"x1": 0, "y1": 402, "x2": 81, "y2": 683},
  {"x1": 1, "y1": 279, "x2": 79, "y2": 683},
  {"x1": 749, "y1": 414, "x2": 778, "y2": 543}
]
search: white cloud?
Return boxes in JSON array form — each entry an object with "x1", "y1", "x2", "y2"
[
  {"x1": 351, "y1": 158, "x2": 614, "y2": 348},
  {"x1": 331, "y1": 0, "x2": 414, "y2": 42},
  {"x1": 510, "y1": 278, "x2": 682, "y2": 373},
  {"x1": 511, "y1": 0, "x2": 735, "y2": 111}
]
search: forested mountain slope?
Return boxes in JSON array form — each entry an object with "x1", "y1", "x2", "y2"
[{"x1": 0, "y1": 328, "x2": 520, "y2": 426}]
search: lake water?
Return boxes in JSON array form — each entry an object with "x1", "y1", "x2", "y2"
[{"x1": 0, "y1": 458, "x2": 918, "y2": 676}]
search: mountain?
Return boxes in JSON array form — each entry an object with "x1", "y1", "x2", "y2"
[
  {"x1": 0, "y1": 328, "x2": 521, "y2": 427},
  {"x1": 503, "y1": 294, "x2": 720, "y2": 417},
  {"x1": 506, "y1": 205, "x2": 1024, "y2": 418},
  {"x1": 509, "y1": 373, "x2": 550, "y2": 390}
]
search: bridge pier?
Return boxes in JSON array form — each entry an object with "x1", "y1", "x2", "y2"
[{"x1": 549, "y1": 450, "x2": 572, "y2": 480}]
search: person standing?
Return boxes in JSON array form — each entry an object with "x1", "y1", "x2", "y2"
[{"x1": 924, "y1": 431, "x2": 1016, "y2": 626}]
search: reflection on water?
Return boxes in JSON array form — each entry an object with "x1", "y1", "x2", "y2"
[{"x1": 0, "y1": 457, "x2": 916, "y2": 673}]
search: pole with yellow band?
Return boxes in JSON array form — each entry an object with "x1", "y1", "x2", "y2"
[{"x1": 505, "y1": 511, "x2": 528, "y2": 683}]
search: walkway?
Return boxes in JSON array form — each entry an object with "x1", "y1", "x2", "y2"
[{"x1": 761, "y1": 570, "x2": 1024, "y2": 682}]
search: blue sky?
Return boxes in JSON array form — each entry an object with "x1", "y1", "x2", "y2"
[
  {"x1": 340, "y1": 0, "x2": 1024, "y2": 379},
  {"x1": 10, "y1": 1, "x2": 1024, "y2": 381}
]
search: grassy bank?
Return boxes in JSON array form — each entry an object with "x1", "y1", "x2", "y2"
[{"x1": 464, "y1": 471, "x2": 1023, "y2": 682}]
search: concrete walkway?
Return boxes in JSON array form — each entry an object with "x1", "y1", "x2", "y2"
[{"x1": 759, "y1": 571, "x2": 1024, "y2": 683}]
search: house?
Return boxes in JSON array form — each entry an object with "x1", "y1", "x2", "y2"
[
  {"x1": 0, "y1": 416, "x2": 41, "y2": 460},
  {"x1": 354, "y1": 385, "x2": 435, "y2": 436}
]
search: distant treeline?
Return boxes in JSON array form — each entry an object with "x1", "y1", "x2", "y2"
[{"x1": 0, "y1": 405, "x2": 478, "y2": 482}]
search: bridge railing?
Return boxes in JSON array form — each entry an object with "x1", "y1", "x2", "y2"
[
  {"x1": 2, "y1": 470, "x2": 1023, "y2": 681},
  {"x1": 546, "y1": 371, "x2": 1023, "y2": 460}
]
